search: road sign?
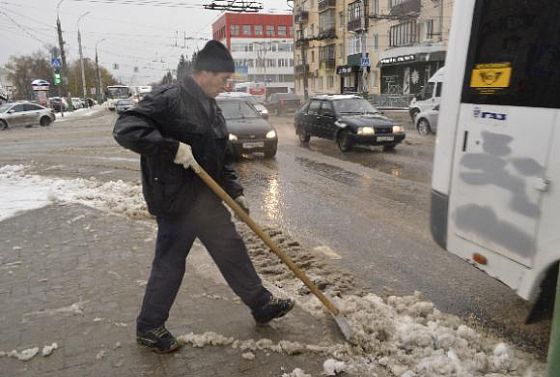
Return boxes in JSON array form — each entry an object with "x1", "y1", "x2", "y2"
[
  {"x1": 51, "y1": 58, "x2": 62, "y2": 69},
  {"x1": 360, "y1": 57, "x2": 370, "y2": 67}
]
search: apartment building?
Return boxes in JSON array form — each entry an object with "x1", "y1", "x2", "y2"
[
  {"x1": 212, "y1": 13, "x2": 295, "y2": 93},
  {"x1": 294, "y1": 0, "x2": 453, "y2": 96},
  {"x1": 293, "y1": 0, "x2": 347, "y2": 96}
]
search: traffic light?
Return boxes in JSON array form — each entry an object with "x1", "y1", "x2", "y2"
[{"x1": 54, "y1": 72, "x2": 62, "y2": 85}]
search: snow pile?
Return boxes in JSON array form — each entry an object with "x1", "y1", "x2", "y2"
[
  {"x1": 282, "y1": 368, "x2": 312, "y2": 377},
  {"x1": 1, "y1": 343, "x2": 59, "y2": 361},
  {"x1": 0, "y1": 165, "x2": 148, "y2": 220},
  {"x1": 323, "y1": 359, "x2": 346, "y2": 375},
  {"x1": 42, "y1": 343, "x2": 58, "y2": 357}
]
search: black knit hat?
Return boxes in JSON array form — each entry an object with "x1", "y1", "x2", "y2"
[{"x1": 194, "y1": 40, "x2": 235, "y2": 73}]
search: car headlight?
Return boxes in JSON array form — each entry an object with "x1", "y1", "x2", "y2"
[
  {"x1": 392, "y1": 125, "x2": 404, "y2": 133},
  {"x1": 357, "y1": 127, "x2": 375, "y2": 135},
  {"x1": 266, "y1": 130, "x2": 276, "y2": 139},
  {"x1": 229, "y1": 133, "x2": 238, "y2": 141}
]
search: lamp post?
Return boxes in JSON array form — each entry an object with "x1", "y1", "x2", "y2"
[
  {"x1": 56, "y1": 0, "x2": 68, "y2": 114},
  {"x1": 77, "y1": 11, "x2": 90, "y2": 108},
  {"x1": 95, "y1": 38, "x2": 106, "y2": 104}
]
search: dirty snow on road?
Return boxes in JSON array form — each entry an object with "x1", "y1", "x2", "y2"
[{"x1": 0, "y1": 164, "x2": 546, "y2": 376}]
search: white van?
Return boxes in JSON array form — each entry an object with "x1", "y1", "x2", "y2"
[
  {"x1": 408, "y1": 67, "x2": 445, "y2": 121},
  {"x1": 431, "y1": 0, "x2": 560, "y2": 322}
]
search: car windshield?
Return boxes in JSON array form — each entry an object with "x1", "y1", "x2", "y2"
[
  {"x1": 0, "y1": 103, "x2": 13, "y2": 113},
  {"x1": 117, "y1": 100, "x2": 132, "y2": 105},
  {"x1": 333, "y1": 98, "x2": 379, "y2": 115},
  {"x1": 218, "y1": 100, "x2": 260, "y2": 119}
]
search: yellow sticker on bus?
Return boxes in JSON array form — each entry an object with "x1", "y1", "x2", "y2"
[{"x1": 470, "y1": 63, "x2": 512, "y2": 88}]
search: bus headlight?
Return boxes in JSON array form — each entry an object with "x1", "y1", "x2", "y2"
[
  {"x1": 393, "y1": 125, "x2": 404, "y2": 133},
  {"x1": 357, "y1": 127, "x2": 375, "y2": 135},
  {"x1": 229, "y1": 134, "x2": 238, "y2": 141},
  {"x1": 266, "y1": 130, "x2": 277, "y2": 139}
]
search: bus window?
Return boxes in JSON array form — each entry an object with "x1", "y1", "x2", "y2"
[{"x1": 461, "y1": 0, "x2": 560, "y2": 108}]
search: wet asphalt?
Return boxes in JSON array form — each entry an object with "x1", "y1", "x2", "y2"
[{"x1": 0, "y1": 108, "x2": 550, "y2": 357}]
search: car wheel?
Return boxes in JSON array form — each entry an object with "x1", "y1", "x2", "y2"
[
  {"x1": 297, "y1": 126, "x2": 310, "y2": 143},
  {"x1": 0, "y1": 120, "x2": 8, "y2": 130},
  {"x1": 383, "y1": 144, "x2": 397, "y2": 151},
  {"x1": 417, "y1": 118, "x2": 432, "y2": 136},
  {"x1": 264, "y1": 144, "x2": 277, "y2": 158},
  {"x1": 40, "y1": 116, "x2": 52, "y2": 127},
  {"x1": 337, "y1": 130, "x2": 352, "y2": 152}
]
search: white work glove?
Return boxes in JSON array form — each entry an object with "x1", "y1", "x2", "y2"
[
  {"x1": 173, "y1": 142, "x2": 196, "y2": 169},
  {"x1": 234, "y1": 195, "x2": 250, "y2": 215}
]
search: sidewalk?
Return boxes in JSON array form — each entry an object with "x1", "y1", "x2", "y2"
[{"x1": 0, "y1": 203, "x2": 354, "y2": 377}]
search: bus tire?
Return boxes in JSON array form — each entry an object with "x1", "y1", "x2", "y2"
[{"x1": 526, "y1": 262, "x2": 558, "y2": 324}]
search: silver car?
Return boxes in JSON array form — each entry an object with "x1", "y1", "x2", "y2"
[
  {"x1": 0, "y1": 102, "x2": 55, "y2": 130},
  {"x1": 414, "y1": 104, "x2": 439, "y2": 136}
]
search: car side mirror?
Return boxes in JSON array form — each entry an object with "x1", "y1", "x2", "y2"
[
  {"x1": 7, "y1": 109, "x2": 14, "y2": 114},
  {"x1": 261, "y1": 112, "x2": 269, "y2": 120}
]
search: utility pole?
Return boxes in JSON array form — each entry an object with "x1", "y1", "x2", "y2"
[
  {"x1": 77, "y1": 12, "x2": 90, "y2": 108},
  {"x1": 438, "y1": 0, "x2": 444, "y2": 42},
  {"x1": 95, "y1": 38, "x2": 106, "y2": 105},
  {"x1": 360, "y1": 0, "x2": 369, "y2": 97},
  {"x1": 56, "y1": 0, "x2": 69, "y2": 114}
]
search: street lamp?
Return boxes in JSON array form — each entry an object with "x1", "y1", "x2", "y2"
[
  {"x1": 56, "y1": 0, "x2": 68, "y2": 114},
  {"x1": 95, "y1": 38, "x2": 106, "y2": 104},
  {"x1": 77, "y1": 11, "x2": 90, "y2": 108}
]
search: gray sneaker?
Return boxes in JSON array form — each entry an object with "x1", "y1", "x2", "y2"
[{"x1": 136, "y1": 326, "x2": 181, "y2": 354}]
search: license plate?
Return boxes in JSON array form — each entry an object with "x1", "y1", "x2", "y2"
[
  {"x1": 242, "y1": 141, "x2": 265, "y2": 149},
  {"x1": 377, "y1": 136, "x2": 394, "y2": 142}
]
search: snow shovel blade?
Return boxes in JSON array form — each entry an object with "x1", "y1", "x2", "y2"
[
  {"x1": 334, "y1": 314, "x2": 354, "y2": 341},
  {"x1": 191, "y1": 162, "x2": 354, "y2": 342}
]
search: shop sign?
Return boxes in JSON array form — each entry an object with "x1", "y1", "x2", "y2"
[
  {"x1": 336, "y1": 65, "x2": 358, "y2": 75},
  {"x1": 379, "y1": 54, "x2": 416, "y2": 65}
]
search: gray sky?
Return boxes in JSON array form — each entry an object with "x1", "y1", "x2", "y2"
[{"x1": 0, "y1": 0, "x2": 291, "y2": 85}]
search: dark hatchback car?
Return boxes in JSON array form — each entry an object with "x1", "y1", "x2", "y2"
[
  {"x1": 217, "y1": 97, "x2": 278, "y2": 159},
  {"x1": 294, "y1": 95, "x2": 405, "y2": 152},
  {"x1": 264, "y1": 93, "x2": 302, "y2": 115}
]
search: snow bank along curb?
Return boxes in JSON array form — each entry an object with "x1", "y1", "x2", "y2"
[{"x1": 0, "y1": 165, "x2": 546, "y2": 376}]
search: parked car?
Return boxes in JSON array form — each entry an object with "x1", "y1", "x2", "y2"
[
  {"x1": 265, "y1": 93, "x2": 302, "y2": 115},
  {"x1": 71, "y1": 97, "x2": 83, "y2": 109},
  {"x1": 216, "y1": 96, "x2": 278, "y2": 159},
  {"x1": 48, "y1": 97, "x2": 69, "y2": 112},
  {"x1": 115, "y1": 99, "x2": 134, "y2": 114},
  {"x1": 294, "y1": 95, "x2": 405, "y2": 152},
  {"x1": 415, "y1": 104, "x2": 439, "y2": 135},
  {"x1": 0, "y1": 102, "x2": 55, "y2": 129},
  {"x1": 219, "y1": 92, "x2": 269, "y2": 119}
]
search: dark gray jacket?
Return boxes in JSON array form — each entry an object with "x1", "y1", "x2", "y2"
[{"x1": 113, "y1": 77, "x2": 243, "y2": 217}]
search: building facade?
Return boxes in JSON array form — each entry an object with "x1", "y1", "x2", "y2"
[
  {"x1": 372, "y1": 0, "x2": 452, "y2": 95},
  {"x1": 212, "y1": 13, "x2": 295, "y2": 93},
  {"x1": 294, "y1": 0, "x2": 347, "y2": 96},
  {"x1": 293, "y1": 0, "x2": 453, "y2": 97}
]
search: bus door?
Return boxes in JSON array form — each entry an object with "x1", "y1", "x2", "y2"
[{"x1": 447, "y1": 0, "x2": 560, "y2": 268}]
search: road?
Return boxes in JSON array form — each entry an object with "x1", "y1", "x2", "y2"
[{"x1": 0, "y1": 108, "x2": 550, "y2": 356}]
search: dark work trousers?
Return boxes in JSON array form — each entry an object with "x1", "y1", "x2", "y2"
[{"x1": 137, "y1": 188, "x2": 271, "y2": 332}]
